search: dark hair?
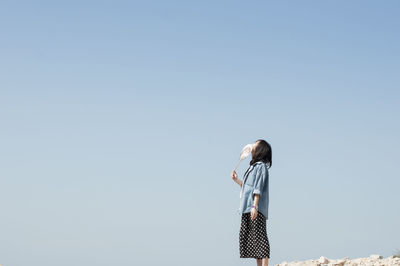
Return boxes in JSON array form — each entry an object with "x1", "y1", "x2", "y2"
[{"x1": 250, "y1": 139, "x2": 272, "y2": 169}]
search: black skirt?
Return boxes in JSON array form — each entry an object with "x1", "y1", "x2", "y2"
[{"x1": 239, "y1": 210, "x2": 270, "y2": 259}]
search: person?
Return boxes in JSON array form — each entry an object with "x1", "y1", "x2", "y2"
[{"x1": 231, "y1": 139, "x2": 272, "y2": 266}]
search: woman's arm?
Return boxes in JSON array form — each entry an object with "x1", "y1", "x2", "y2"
[
  {"x1": 253, "y1": 194, "x2": 260, "y2": 208},
  {"x1": 233, "y1": 177, "x2": 243, "y2": 187},
  {"x1": 231, "y1": 171, "x2": 243, "y2": 187},
  {"x1": 253, "y1": 165, "x2": 267, "y2": 196},
  {"x1": 250, "y1": 194, "x2": 260, "y2": 220}
]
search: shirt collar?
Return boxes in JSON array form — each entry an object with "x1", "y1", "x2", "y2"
[{"x1": 243, "y1": 161, "x2": 264, "y2": 181}]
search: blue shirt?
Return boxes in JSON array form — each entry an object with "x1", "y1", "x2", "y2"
[{"x1": 237, "y1": 161, "x2": 269, "y2": 219}]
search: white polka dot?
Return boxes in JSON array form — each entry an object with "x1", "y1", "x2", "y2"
[{"x1": 239, "y1": 211, "x2": 270, "y2": 259}]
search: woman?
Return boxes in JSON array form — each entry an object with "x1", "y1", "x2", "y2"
[{"x1": 232, "y1": 139, "x2": 272, "y2": 266}]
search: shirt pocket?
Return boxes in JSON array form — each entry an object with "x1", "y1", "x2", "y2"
[
  {"x1": 244, "y1": 179, "x2": 255, "y2": 188},
  {"x1": 244, "y1": 173, "x2": 256, "y2": 187},
  {"x1": 243, "y1": 168, "x2": 256, "y2": 187}
]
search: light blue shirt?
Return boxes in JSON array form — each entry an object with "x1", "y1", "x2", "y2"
[{"x1": 237, "y1": 161, "x2": 269, "y2": 219}]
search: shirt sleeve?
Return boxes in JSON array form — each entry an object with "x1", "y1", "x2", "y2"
[{"x1": 253, "y1": 164, "x2": 267, "y2": 197}]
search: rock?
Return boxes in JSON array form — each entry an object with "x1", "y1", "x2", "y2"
[
  {"x1": 303, "y1": 259, "x2": 319, "y2": 266},
  {"x1": 370, "y1": 254, "x2": 383, "y2": 260},
  {"x1": 277, "y1": 255, "x2": 400, "y2": 266},
  {"x1": 319, "y1": 256, "x2": 329, "y2": 264},
  {"x1": 331, "y1": 259, "x2": 346, "y2": 266}
]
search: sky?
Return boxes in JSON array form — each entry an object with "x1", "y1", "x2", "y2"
[{"x1": 1, "y1": 1, "x2": 399, "y2": 265}]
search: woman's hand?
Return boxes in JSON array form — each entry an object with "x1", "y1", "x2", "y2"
[
  {"x1": 231, "y1": 171, "x2": 242, "y2": 187},
  {"x1": 250, "y1": 208, "x2": 258, "y2": 221},
  {"x1": 231, "y1": 170, "x2": 238, "y2": 181}
]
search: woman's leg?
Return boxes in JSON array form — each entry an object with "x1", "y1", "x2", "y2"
[{"x1": 256, "y1": 257, "x2": 268, "y2": 266}]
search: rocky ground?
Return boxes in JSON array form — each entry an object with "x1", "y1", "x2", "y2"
[{"x1": 276, "y1": 254, "x2": 400, "y2": 266}]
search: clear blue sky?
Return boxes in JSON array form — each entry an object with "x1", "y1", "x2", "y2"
[{"x1": 1, "y1": 1, "x2": 399, "y2": 265}]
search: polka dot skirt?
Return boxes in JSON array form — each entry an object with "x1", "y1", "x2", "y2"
[{"x1": 239, "y1": 210, "x2": 270, "y2": 259}]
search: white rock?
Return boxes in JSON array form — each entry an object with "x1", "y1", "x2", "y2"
[
  {"x1": 334, "y1": 259, "x2": 346, "y2": 266},
  {"x1": 303, "y1": 259, "x2": 319, "y2": 266},
  {"x1": 319, "y1": 256, "x2": 329, "y2": 264},
  {"x1": 370, "y1": 254, "x2": 383, "y2": 260},
  {"x1": 276, "y1": 254, "x2": 400, "y2": 266},
  {"x1": 326, "y1": 259, "x2": 345, "y2": 266}
]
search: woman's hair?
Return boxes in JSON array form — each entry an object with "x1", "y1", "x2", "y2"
[{"x1": 250, "y1": 139, "x2": 272, "y2": 169}]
